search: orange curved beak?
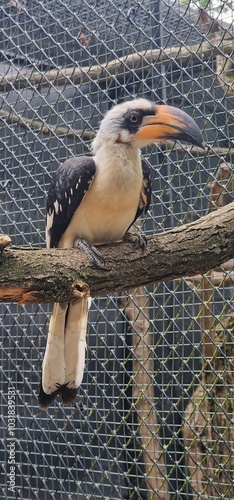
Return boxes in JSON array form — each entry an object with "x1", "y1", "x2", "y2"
[{"x1": 134, "y1": 105, "x2": 205, "y2": 149}]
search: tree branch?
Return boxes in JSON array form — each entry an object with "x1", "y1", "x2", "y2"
[
  {"x1": 1, "y1": 201, "x2": 234, "y2": 304},
  {"x1": 0, "y1": 109, "x2": 95, "y2": 141},
  {"x1": 0, "y1": 35, "x2": 232, "y2": 92},
  {"x1": 1, "y1": 109, "x2": 233, "y2": 159}
]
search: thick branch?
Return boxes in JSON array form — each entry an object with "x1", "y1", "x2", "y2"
[
  {"x1": 1, "y1": 202, "x2": 234, "y2": 304},
  {"x1": 0, "y1": 36, "x2": 232, "y2": 92}
]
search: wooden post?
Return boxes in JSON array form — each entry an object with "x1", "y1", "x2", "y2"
[{"x1": 122, "y1": 289, "x2": 169, "y2": 500}]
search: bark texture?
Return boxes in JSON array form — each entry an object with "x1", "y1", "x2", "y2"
[{"x1": 1, "y1": 202, "x2": 234, "y2": 303}]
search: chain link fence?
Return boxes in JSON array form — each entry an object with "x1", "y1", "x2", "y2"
[{"x1": 0, "y1": 0, "x2": 234, "y2": 498}]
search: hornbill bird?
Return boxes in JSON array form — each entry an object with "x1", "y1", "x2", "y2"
[{"x1": 39, "y1": 98, "x2": 204, "y2": 409}]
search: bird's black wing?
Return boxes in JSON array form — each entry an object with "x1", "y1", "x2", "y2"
[
  {"x1": 46, "y1": 157, "x2": 96, "y2": 248},
  {"x1": 132, "y1": 157, "x2": 152, "y2": 225}
]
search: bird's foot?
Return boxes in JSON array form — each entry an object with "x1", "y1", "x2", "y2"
[
  {"x1": 123, "y1": 231, "x2": 147, "y2": 250},
  {"x1": 74, "y1": 238, "x2": 105, "y2": 267}
]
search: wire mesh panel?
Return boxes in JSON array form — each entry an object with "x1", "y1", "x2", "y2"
[{"x1": 0, "y1": 0, "x2": 234, "y2": 499}]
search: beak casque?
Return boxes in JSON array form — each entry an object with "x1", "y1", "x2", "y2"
[{"x1": 134, "y1": 104, "x2": 206, "y2": 149}]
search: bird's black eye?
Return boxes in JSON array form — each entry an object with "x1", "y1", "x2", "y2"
[
  {"x1": 129, "y1": 113, "x2": 139, "y2": 124},
  {"x1": 122, "y1": 109, "x2": 143, "y2": 132}
]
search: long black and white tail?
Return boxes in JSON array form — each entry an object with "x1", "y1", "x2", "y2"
[{"x1": 39, "y1": 298, "x2": 89, "y2": 409}]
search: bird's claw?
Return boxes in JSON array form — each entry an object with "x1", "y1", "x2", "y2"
[
  {"x1": 74, "y1": 238, "x2": 105, "y2": 267},
  {"x1": 123, "y1": 231, "x2": 147, "y2": 250}
]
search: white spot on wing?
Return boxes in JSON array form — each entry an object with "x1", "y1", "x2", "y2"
[
  {"x1": 54, "y1": 200, "x2": 59, "y2": 214},
  {"x1": 46, "y1": 211, "x2": 54, "y2": 248}
]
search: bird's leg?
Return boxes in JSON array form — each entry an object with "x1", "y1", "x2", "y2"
[
  {"x1": 74, "y1": 238, "x2": 105, "y2": 266},
  {"x1": 123, "y1": 231, "x2": 147, "y2": 249}
]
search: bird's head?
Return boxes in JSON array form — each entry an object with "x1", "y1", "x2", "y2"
[{"x1": 92, "y1": 98, "x2": 205, "y2": 153}]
